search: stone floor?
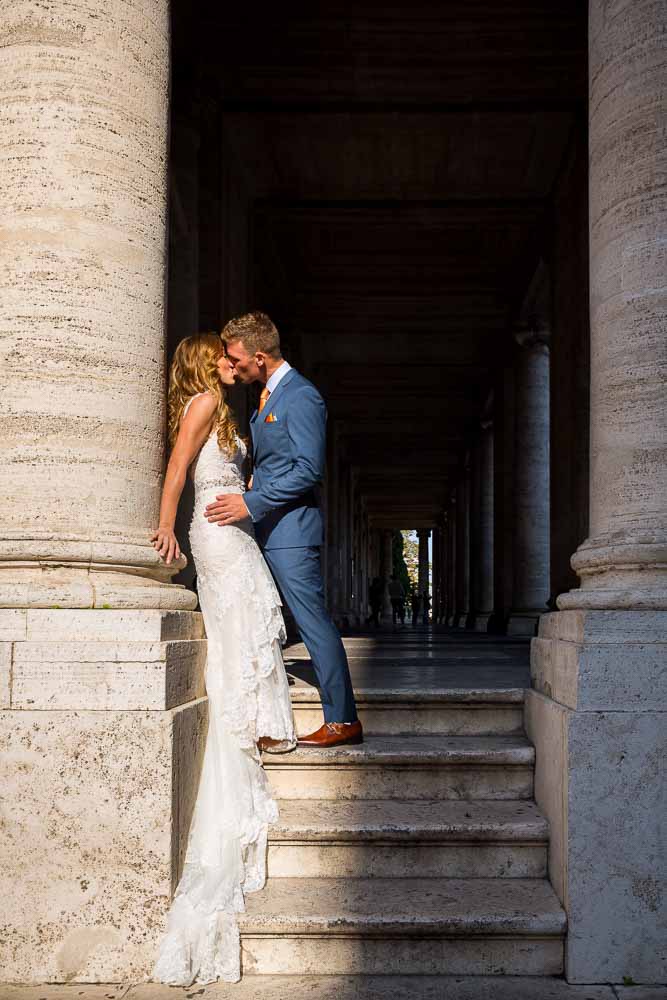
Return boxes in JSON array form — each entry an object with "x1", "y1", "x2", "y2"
[{"x1": 284, "y1": 623, "x2": 532, "y2": 695}]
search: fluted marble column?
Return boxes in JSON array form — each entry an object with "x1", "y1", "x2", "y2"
[
  {"x1": 0, "y1": 1, "x2": 193, "y2": 611},
  {"x1": 527, "y1": 1, "x2": 667, "y2": 983},
  {"x1": 474, "y1": 424, "x2": 495, "y2": 631},
  {"x1": 507, "y1": 334, "x2": 550, "y2": 634}
]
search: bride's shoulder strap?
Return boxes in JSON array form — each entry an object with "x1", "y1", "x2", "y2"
[{"x1": 183, "y1": 391, "x2": 214, "y2": 418}]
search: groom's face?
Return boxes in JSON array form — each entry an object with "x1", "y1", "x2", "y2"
[{"x1": 225, "y1": 339, "x2": 262, "y2": 384}]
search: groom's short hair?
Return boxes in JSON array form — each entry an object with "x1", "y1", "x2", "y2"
[{"x1": 222, "y1": 311, "x2": 281, "y2": 358}]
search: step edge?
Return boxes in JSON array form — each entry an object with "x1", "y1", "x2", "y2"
[
  {"x1": 263, "y1": 752, "x2": 536, "y2": 766},
  {"x1": 238, "y1": 918, "x2": 568, "y2": 936},
  {"x1": 268, "y1": 829, "x2": 550, "y2": 843},
  {"x1": 290, "y1": 689, "x2": 527, "y2": 704}
]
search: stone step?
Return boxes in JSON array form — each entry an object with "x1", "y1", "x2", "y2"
[
  {"x1": 1, "y1": 976, "x2": 620, "y2": 998},
  {"x1": 268, "y1": 799, "x2": 548, "y2": 878},
  {"x1": 262, "y1": 735, "x2": 534, "y2": 801},
  {"x1": 290, "y1": 685, "x2": 525, "y2": 736},
  {"x1": 239, "y1": 876, "x2": 566, "y2": 976}
]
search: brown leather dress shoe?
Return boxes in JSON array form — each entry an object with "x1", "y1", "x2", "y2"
[{"x1": 297, "y1": 720, "x2": 363, "y2": 748}]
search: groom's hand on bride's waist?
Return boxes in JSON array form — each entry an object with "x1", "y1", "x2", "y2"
[{"x1": 205, "y1": 493, "x2": 251, "y2": 526}]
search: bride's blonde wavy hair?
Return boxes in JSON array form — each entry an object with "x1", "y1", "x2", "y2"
[{"x1": 168, "y1": 333, "x2": 238, "y2": 456}]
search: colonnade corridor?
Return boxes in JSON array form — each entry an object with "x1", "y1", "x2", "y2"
[{"x1": 1, "y1": 0, "x2": 664, "y2": 992}]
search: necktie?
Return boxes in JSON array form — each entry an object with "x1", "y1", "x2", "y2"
[{"x1": 258, "y1": 387, "x2": 271, "y2": 414}]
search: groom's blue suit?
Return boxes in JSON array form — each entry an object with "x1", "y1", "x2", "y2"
[{"x1": 243, "y1": 367, "x2": 358, "y2": 724}]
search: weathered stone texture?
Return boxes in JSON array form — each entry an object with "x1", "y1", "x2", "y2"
[
  {"x1": 0, "y1": 0, "x2": 194, "y2": 610},
  {"x1": 528, "y1": 611, "x2": 667, "y2": 983},
  {"x1": 0, "y1": 609, "x2": 207, "y2": 983},
  {"x1": 0, "y1": 701, "x2": 207, "y2": 983}
]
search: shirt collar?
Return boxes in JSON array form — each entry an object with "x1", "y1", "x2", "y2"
[{"x1": 266, "y1": 360, "x2": 292, "y2": 394}]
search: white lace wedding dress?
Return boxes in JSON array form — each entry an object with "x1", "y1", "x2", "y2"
[{"x1": 153, "y1": 394, "x2": 296, "y2": 986}]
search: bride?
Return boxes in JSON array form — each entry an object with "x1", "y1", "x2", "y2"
[{"x1": 150, "y1": 332, "x2": 296, "y2": 986}]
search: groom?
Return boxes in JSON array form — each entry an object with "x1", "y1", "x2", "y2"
[{"x1": 204, "y1": 311, "x2": 362, "y2": 749}]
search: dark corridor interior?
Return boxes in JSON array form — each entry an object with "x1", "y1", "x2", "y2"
[{"x1": 168, "y1": 2, "x2": 590, "y2": 630}]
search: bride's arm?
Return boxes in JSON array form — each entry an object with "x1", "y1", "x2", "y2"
[{"x1": 151, "y1": 394, "x2": 217, "y2": 565}]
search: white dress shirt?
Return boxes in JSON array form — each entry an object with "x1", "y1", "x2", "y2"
[{"x1": 265, "y1": 360, "x2": 292, "y2": 395}]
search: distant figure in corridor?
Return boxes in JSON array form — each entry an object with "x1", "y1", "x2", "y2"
[
  {"x1": 410, "y1": 590, "x2": 422, "y2": 626},
  {"x1": 388, "y1": 573, "x2": 406, "y2": 625},
  {"x1": 367, "y1": 575, "x2": 384, "y2": 627},
  {"x1": 422, "y1": 590, "x2": 432, "y2": 625}
]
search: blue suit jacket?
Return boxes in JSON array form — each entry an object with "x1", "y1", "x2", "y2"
[{"x1": 243, "y1": 369, "x2": 326, "y2": 550}]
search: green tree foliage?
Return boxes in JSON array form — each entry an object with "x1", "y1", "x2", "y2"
[
  {"x1": 392, "y1": 530, "x2": 414, "y2": 596},
  {"x1": 401, "y1": 530, "x2": 420, "y2": 592}
]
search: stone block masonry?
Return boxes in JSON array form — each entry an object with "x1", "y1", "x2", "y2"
[{"x1": 0, "y1": 609, "x2": 208, "y2": 983}]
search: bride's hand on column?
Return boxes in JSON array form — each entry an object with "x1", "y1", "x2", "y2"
[{"x1": 151, "y1": 527, "x2": 181, "y2": 565}]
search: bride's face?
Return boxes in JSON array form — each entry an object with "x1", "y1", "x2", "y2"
[{"x1": 216, "y1": 351, "x2": 236, "y2": 387}]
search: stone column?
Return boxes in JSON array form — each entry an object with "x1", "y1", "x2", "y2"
[
  {"x1": 473, "y1": 423, "x2": 495, "y2": 631},
  {"x1": 507, "y1": 333, "x2": 550, "y2": 634},
  {"x1": 342, "y1": 464, "x2": 355, "y2": 622},
  {"x1": 382, "y1": 530, "x2": 393, "y2": 619},
  {"x1": 417, "y1": 529, "x2": 430, "y2": 622},
  {"x1": 493, "y1": 366, "x2": 515, "y2": 628},
  {"x1": 334, "y1": 459, "x2": 349, "y2": 625},
  {"x1": 432, "y1": 525, "x2": 441, "y2": 624},
  {"x1": 359, "y1": 506, "x2": 369, "y2": 623},
  {"x1": 348, "y1": 468, "x2": 360, "y2": 624},
  {"x1": 453, "y1": 463, "x2": 471, "y2": 627},
  {"x1": 526, "y1": 0, "x2": 667, "y2": 983},
  {"x1": 0, "y1": 3, "x2": 205, "y2": 982},
  {"x1": 0, "y1": 3, "x2": 193, "y2": 613},
  {"x1": 326, "y1": 432, "x2": 342, "y2": 618},
  {"x1": 446, "y1": 493, "x2": 458, "y2": 626}
]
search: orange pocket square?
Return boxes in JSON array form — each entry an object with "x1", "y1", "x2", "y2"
[{"x1": 264, "y1": 412, "x2": 278, "y2": 423}]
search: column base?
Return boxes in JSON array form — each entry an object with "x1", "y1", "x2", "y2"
[
  {"x1": 526, "y1": 609, "x2": 666, "y2": 984},
  {"x1": 0, "y1": 563, "x2": 197, "y2": 611},
  {"x1": 449, "y1": 611, "x2": 470, "y2": 629},
  {"x1": 332, "y1": 607, "x2": 354, "y2": 629},
  {"x1": 562, "y1": 532, "x2": 667, "y2": 610},
  {"x1": 473, "y1": 613, "x2": 492, "y2": 632},
  {"x1": 0, "y1": 609, "x2": 207, "y2": 983},
  {"x1": 507, "y1": 611, "x2": 540, "y2": 636}
]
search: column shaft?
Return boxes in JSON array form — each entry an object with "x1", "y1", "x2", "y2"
[
  {"x1": 558, "y1": 0, "x2": 667, "y2": 610},
  {"x1": 454, "y1": 466, "x2": 471, "y2": 627},
  {"x1": 508, "y1": 339, "x2": 550, "y2": 634},
  {"x1": 446, "y1": 495, "x2": 457, "y2": 626},
  {"x1": 382, "y1": 530, "x2": 393, "y2": 618},
  {"x1": 0, "y1": 1, "x2": 193, "y2": 611},
  {"x1": 474, "y1": 426, "x2": 495, "y2": 631}
]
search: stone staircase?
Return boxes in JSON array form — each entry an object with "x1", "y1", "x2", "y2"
[{"x1": 239, "y1": 630, "x2": 567, "y2": 983}]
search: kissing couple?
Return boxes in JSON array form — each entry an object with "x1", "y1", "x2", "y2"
[{"x1": 150, "y1": 311, "x2": 361, "y2": 985}]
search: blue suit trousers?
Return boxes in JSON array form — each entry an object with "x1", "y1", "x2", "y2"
[{"x1": 262, "y1": 546, "x2": 358, "y2": 724}]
